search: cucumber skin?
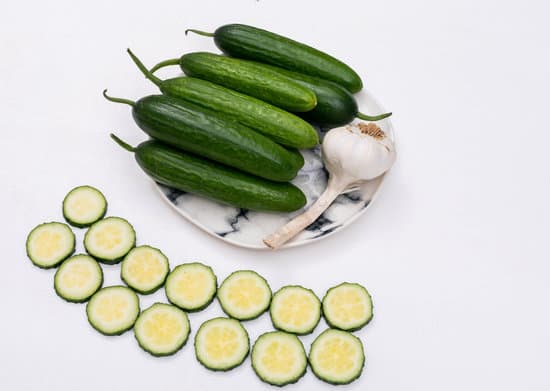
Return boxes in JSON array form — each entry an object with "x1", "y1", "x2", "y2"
[
  {"x1": 166, "y1": 263, "x2": 217, "y2": 312},
  {"x1": 213, "y1": 24, "x2": 363, "y2": 93},
  {"x1": 269, "y1": 285, "x2": 321, "y2": 335},
  {"x1": 120, "y1": 245, "x2": 169, "y2": 295},
  {"x1": 62, "y1": 185, "x2": 108, "y2": 228},
  {"x1": 86, "y1": 286, "x2": 140, "y2": 336},
  {"x1": 132, "y1": 95, "x2": 303, "y2": 182},
  {"x1": 159, "y1": 77, "x2": 318, "y2": 149},
  {"x1": 54, "y1": 255, "x2": 104, "y2": 303},
  {"x1": 179, "y1": 52, "x2": 317, "y2": 113},
  {"x1": 218, "y1": 270, "x2": 272, "y2": 321},
  {"x1": 322, "y1": 282, "x2": 373, "y2": 332},
  {"x1": 134, "y1": 140, "x2": 307, "y2": 213},
  {"x1": 83, "y1": 217, "x2": 136, "y2": 265},
  {"x1": 26, "y1": 222, "x2": 75, "y2": 269}
]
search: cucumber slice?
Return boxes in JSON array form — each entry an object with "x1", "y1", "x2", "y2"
[
  {"x1": 84, "y1": 217, "x2": 136, "y2": 264},
  {"x1": 251, "y1": 331, "x2": 307, "y2": 386},
  {"x1": 194, "y1": 317, "x2": 249, "y2": 371},
  {"x1": 322, "y1": 282, "x2": 373, "y2": 331},
  {"x1": 62, "y1": 185, "x2": 107, "y2": 227},
  {"x1": 309, "y1": 328, "x2": 365, "y2": 385},
  {"x1": 217, "y1": 270, "x2": 271, "y2": 320},
  {"x1": 54, "y1": 254, "x2": 103, "y2": 302},
  {"x1": 26, "y1": 222, "x2": 75, "y2": 269},
  {"x1": 269, "y1": 285, "x2": 321, "y2": 335},
  {"x1": 165, "y1": 263, "x2": 217, "y2": 311},
  {"x1": 86, "y1": 286, "x2": 140, "y2": 336},
  {"x1": 121, "y1": 246, "x2": 169, "y2": 294},
  {"x1": 134, "y1": 303, "x2": 190, "y2": 356}
]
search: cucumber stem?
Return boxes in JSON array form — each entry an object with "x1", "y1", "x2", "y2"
[
  {"x1": 149, "y1": 58, "x2": 181, "y2": 74},
  {"x1": 102, "y1": 90, "x2": 135, "y2": 106},
  {"x1": 185, "y1": 29, "x2": 215, "y2": 37},
  {"x1": 357, "y1": 111, "x2": 393, "y2": 121},
  {"x1": 110, "y1": 134, "x2": 136, "y2": 152},
  {"x1": 127, "y1": 49, "x2": 162, "y2": 87}
]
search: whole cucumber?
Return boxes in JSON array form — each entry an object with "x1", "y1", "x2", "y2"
[
  {"x1": 128, "y1": 49, "x2": 318, "y2": 148},
  {"x1": 186, "y1": 24, "x2": 363, "y2": 93},
  {"x1": 111, "y1": 136, "x2": 307, "y2": 213},
  {"x1": 104, "y1": 91, "x2": 303, "y2": 182}
]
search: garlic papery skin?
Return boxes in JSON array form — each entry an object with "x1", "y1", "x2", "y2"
[{"x1": 263, "y1": 122, "x2": 396, "y2": 250}]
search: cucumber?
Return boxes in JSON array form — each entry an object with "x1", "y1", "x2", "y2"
[
  {"x1": 264, "y1": 66, "x2": 392, "y2": 127},
  {"x1": 322, "y1": 282, "x2": 373, "y2": 331},
  {"x1": 128, "y1": 50, "x2": 318, "y2": 149},
  {"x1": 120, "y1": 245, "x2": 169, "y2": 295},
  {"x1": 104, "y1": 91, "x2": 305, "y2": 181},
  {"x1": 62, "y1": 185, "x2": 107, "y2": 227},
  {"x1": 110, "y1": 135, "x2": 307, "y2": 213},
  {"x1": 269, "y1": 285, "x2": 321, "y2": 335},
  {"x1": 217, "y1": 270, "x2": 271, "y2": 321},
  {"x1": 194, "y1": 317, "x2": 249, "y2": 371},
  {"x1": 150, "y1": 52, "x2": 317, "y2": 112},
  {"x1": 186, "y1": 24, "x2": 363, "y2": 93},
  {"x1": 134, "y1": 303, "x2": 190, "y2": 357},
  {"x1": 86, "y1": 286, "x2": 140, "y2": 336},
  {"x1": 84, "y1": 217, "x2": 136, "y2": 264},
  {"x1": 165, "y1": 263, "x2": 217, "y2": 312},
  {"x1": 26, "y1": 222, "x2": 75, "y2": 269},
  {"x1": 251, "y1": 331, "x2": 307, "y2": 386},
  {"x1": 309, "y1": 328, "x2": 365, "y2": 385},
  {"x1": 54, "y1": 254, "x2": 103, "y2": 303}
]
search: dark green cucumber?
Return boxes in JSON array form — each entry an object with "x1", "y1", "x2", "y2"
[
  {"x1": 110, "y1": 136, "x2": 307, "y2": 213},
  {"x1": 151, "y1": 52, "x2": 317, "y2": 113},
  {"x1": 128, "y1": 49, "x2": 318, "y2": 149},
  {"x1": 264, "y1": 66, "x2": 392, "y2": 128},
  {"x1": 186, "y1": 24, "x2": 363, "y2": 93},
  {"x1": 104, "y1": 91, "x2": 303, "y2": 182}
]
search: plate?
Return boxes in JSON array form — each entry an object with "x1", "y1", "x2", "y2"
[{"x1": 156, "y1": 90, "x2": 394, "y2": 250}]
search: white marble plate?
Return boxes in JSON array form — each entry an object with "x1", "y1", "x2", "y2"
[{"x1": 156, "y1": 91, "x2": 394, "y2": 250}]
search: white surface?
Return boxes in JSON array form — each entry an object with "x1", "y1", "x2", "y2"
[{"x1": 1, "y1": 0, "x2": 549, "y2": 390}]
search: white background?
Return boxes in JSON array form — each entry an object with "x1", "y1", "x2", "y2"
[{"x1": 1, "y1": 0, "x2": 549, "y2": 390}]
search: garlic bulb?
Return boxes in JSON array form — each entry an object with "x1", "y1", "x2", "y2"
[{"x1": 263, "y1": 122, "x2": 396, "y2": 250}]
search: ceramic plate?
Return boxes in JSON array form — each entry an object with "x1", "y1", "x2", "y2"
[{"x1": 155, "y1": 91, "x2": 394, "y2": 250}]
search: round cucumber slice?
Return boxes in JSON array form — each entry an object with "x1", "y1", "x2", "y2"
[
  {"x1": 270, "y1": 285, "x2": 321, "y2": 335},
  {"x1": 121, "y1": 246, "x2": 169, "y2": 294},
  {"x1": 26, "y1": 222, "x2": 75, "y2": 269},
  {"x1": 165, "y1": 263, "x2": 217, "y2": 311},
  {"x1": 309, "y1": 328, "x2": 365, "y2": 385},
  {"x1": 251, "y1": 331, "x2": 307, "y2": 386},
  {"x1": 322, "y1": 282, "x2": 373, "y2": 331},
  {"x1": 194, "y1": 317, "x2": 249, "y2": 371},
  {"x1": 62, "y1": 185, "x2": 107, "y2": 228},
  {"x1": 54, "y1": 254, "x2": 103, "y2": 302},
  {"x1": 84, "y1": 217, "x2": 135, "y2": 264},
  {"x1": 217, "y1": 270, "x2": 271, "y2": 320},
  {"x1": 86, "y1": 286, "x2": 140, "y2": 336},
  {"x1": 134, "y1": 303, "x2": 190, "y2": 356}
]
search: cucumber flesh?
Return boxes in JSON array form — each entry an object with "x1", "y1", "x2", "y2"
[
  {"x1": 54, "y1": 254, "x2": 103, "y2": 303},
  {"x1": 165, "y1": 263, "x2": 217, "y2": 312},
  {"x1": 194, "y1": 317, "x2": 249, "y2": 371},
  {"x1": 251, "y1": 331, "x2": 307, "y2": 386},
  {"x1": 309, "y1": 328, "x2": 365, "y2": 384},
  {"x1": 269, "y1": 285, "x2": 321, "y2": 335},
  {"x1": 134, "y1": 303, "x2": 190, "y2": 356},
  {"x1": 26, "y1": 222, "x2": 75, "y2": 269},
  {"x1": 86, "y1": 286, "x2": 140, "y2": 336},
  {"x1": 62, "y1": 185, "x2": 107, "y2": 227},
  {"x1": 322, "y1": 282, "x2": 373, "y2": 331},
  {"x1": 84, "y1": 217, "x2": 136, "y2": 264},
  {"x1": 120, "y1": 245, "x2": 169, "y2": 294},
  {"x1": 217, "y1": 270, "x2": 271, "y2": 320}
]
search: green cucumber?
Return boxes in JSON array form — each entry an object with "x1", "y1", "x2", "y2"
[
  {"x1": 86, "y1": 286, "x2": 140, "y2": 336},
  {"x1": 269, "y1": 285, "x2": 321, "y2": 335},
  {"x1": 186, "y1": 24, "x2": 363, "y2": 93},
  {"x1": 26, "y1": 222, "x2": 75, "y2": 269},
  {"x1": 84, "y1": 216, "x2": 136, "y2": 264},
  {"x1": 265, "y1": 66, "x2": 392, "y2": 128},
  {"x1": 62, "y1": 185, "x2": 107, "y2": 228},
  {"x1": 54, "y1": 254, "x2": 103, "y2": 303},
  {"x1": 104, "y1": 91, "x2": 304, "y2": 181},
  {"x1": 128, "y1": 49, "x2": 317, "y2": 149},
  {"x1": 120, "y1": 245, "x2": 169, "y2": 295},
  {"x1": 165, "y1": 263, "x2": 217, "y2": 312},
  {"x1": 110, "y1": 136, "x2": 307, "y2": 213},
  {"x1": 322, "y1": 282, "x2": 373, "y2": 331},
  {"x1": 150, "y1": 52, "x2": 317, "y2": 113}
]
